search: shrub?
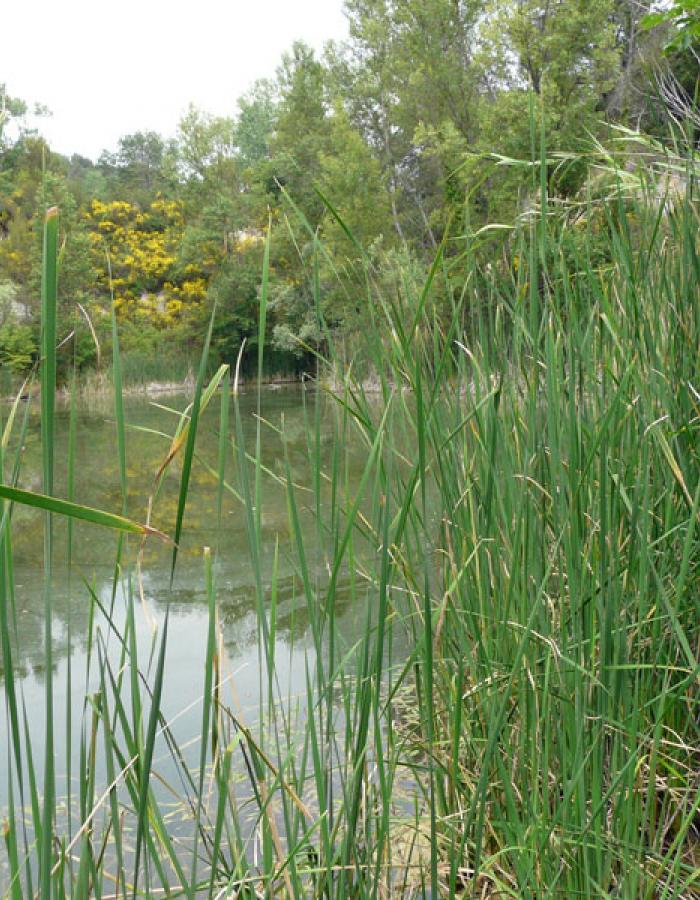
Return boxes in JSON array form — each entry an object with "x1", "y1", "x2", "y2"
[{"x1": 0, "y1": 321, "x2": 36, "y2": 373}]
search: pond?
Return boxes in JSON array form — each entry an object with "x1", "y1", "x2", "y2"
[{"x1": 1, "y1": 385, "x2": 398, "y2": 887}]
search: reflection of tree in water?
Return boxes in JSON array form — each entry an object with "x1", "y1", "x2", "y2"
[
  {"x1": 144, "y1": 563, "x2": 362, "y2": 650},
  {"x1": 0, "y1": 570, "x2": 98, "y2": 682},
  {"x1": 1, "y1": 387, "x2": 367, "y2": 681},
  {"x1": 2, "y1": 541, "x2": 366, "y2": 684}
]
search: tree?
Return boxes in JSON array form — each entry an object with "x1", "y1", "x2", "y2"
[
  {"x1": 329, "y1": 0, "x2": 485, "y2": 243},
  {"x1": 604, "y1": 0, "x2": 659, "y2": 121},
  {"x1": 320, "y1": 106, "x2": 391, "y2": 252},
  {"x1": 642, "y1": 0, "x2": 700, "y2": 132},
  {"x1": 99, "y1": 131, "x2": 176, "y2": 202},
  {"x1": 177, "y1": 106, "x2": 237, "y2": 186},
  {"x1": 234, "y1": 80, "x2": 278, "y2": 170},
  {"x1": 643, "y1": 0, "x2": 700, "y2": 52},
  {"x1": 487, "y1": 0, "x2": 619, "y2": 119},
  {"x1": 0, "y1": 83, "x2": 48, "y2": 151},
  {"x1": 0, "y1": 85, "x2": 28, "y2": 150},
  {"x1": 0, "y1": 136, "x2": 57, "y2": 313},
  {"x1": 462, "y1": 0, "x2": 621, "y2": 206},
  {"x1": 271, "y1": 42, "x2": 332, "y2": 220}
]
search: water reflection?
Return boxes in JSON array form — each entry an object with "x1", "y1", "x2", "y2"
[{"x1": 0, "y1": 387, "x2": 370, "y2": 804}]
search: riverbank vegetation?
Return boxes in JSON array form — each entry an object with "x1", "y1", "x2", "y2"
[
  {"x1": 2, "y1": 1, "x2": 700, "y2": 897},
  {"x1": 1, "y1": 0, "x2": 698, "y2": 387},
  {"x1": 2, "y1": 131, "x2": 700, "y2": 897}
]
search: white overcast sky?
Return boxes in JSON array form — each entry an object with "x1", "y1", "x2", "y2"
[{"x1": 4, "y1": 0, "x2": 348, "y2": 161}]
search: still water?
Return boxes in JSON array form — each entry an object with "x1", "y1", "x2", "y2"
[{"x1": 0, "y1": 386, "x2": 376, "y2": 822}]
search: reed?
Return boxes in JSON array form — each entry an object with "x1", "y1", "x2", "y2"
[{"x1": 0, "y1": 133, "x2": 698, "y2": 898}]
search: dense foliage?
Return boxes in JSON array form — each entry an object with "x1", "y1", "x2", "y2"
[
  {"x1": 2, "y1": 125, "x2": 700, "y2": 899},
  {"x1": 0, "y1": 0, "x2": 697, "y2": 383},
  {"x1": 1, "y1": 2, "x2": 700, "y2": 896}
]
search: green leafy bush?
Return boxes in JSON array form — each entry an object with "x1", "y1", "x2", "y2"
[{"x1": 0, "y1": 321, "x2": 36, "y2": 372}]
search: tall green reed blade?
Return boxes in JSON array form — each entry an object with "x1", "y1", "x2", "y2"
[
  {"x1": 0, "y1": 389, "x2": 31, "y2": 749},
  {"x1": 413, "y1": 331, "x2": 440, "y2": 900},
  {"x1": 110, "y1": 271, "x2": 128, "y2": 514},
  {"x1": 39, "y1": 205, "x2": 58, "y2": 898},
  {"x1": 96, "y1": 645, "x2": 127, "y2": 900},
  {"x1": 3, "y1": 776, "x2": 22, "y2": 900},
  {"x1": 104, "y1": 254, "x2": 130, "y2": 635},
  {"x1": 0, "y1": 485, "x2": 163, "y2": 536},
  {"x1": 255, "y1": 218, "x2": 271, "y2": 538},
  {"x1": 0, "y1": 406, "x2": 27, "y2": 900},
  {"x1": 65, "y1": 357, "x2": 78, "y2": 874},
  {"x1": 41, "y1": 207, "x2": 58, "y2": 503},
  {"x1": 252, "y1": 221, "x2": 277, "y2": 879},
  {"x1": 216, "y1": 366, "x2": 230, "y2": 546},
  {"x1": 66, "y1": 369, "x2": 77, "y2": 569},
  {"x1": 188, "y1": 547, "x2": 217, "y2": 898},
  {"x1": 170, "y1": 299, "x2": 218, "y2": 583},
  {"x1": 1, "y1": 387, "x2": 38, "y2": 897},
  {"x1": 131, "y1": 611, "x2": 171, "y2": 899}
]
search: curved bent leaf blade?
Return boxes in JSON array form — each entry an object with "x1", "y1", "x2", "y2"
[{"x1": 0, "y1": 484, "x2": 165, "y2": 538}]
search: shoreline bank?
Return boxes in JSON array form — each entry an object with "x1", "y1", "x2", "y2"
[{"x1": 1, "y1": 372, "x2": 308, "y2": 405}]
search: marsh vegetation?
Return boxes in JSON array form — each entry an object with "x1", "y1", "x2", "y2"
[
  {"x1": 2, "y1": 1, "x2": 700, "y2": 897},
  {"x1": 2, "y1": 135, "x2": 699, "y2": 897}
]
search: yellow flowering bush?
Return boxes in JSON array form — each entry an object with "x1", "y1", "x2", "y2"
[{"x1": 85, "y1": 197, "x2": 209, "y2": 327}]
